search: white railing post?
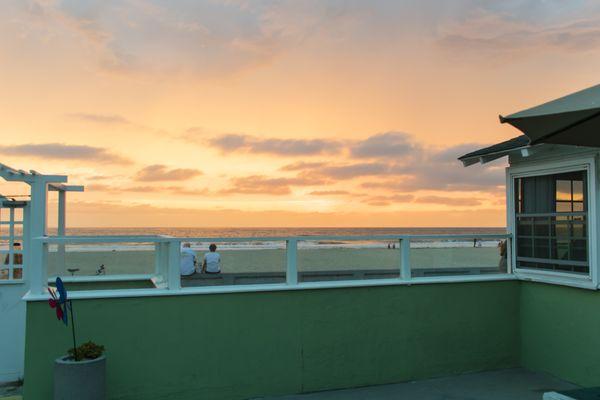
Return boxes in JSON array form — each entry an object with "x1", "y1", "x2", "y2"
[
  {"x1": 166, "y1": 240, "x2": 181, "y2": 290},
  {"x1": 154, "y1": 242, "x2": 163, "y2": 282},
  {"x1": 29, "y1": 180, "x2": 48, "y2": 294},
  {"x1": 286, "y1": 239, "x2": 298, "y2": 285},
  {"x1": 56, "y1": 190, "x2": 67, "y2": 275},
  {"x1": 399, "y1": 237, "x2": 411, "y2": 280},
  {"x1": 507, "y1": 236, "x2": 513, "y2": 274},
  {"x1": 22, "y1": 203, "x2": 30, "y2": 281},
  {"x1": 8, "y1": 208, "x2": 14, "y2": 280}
]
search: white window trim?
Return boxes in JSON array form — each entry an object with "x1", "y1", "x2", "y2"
[{"x1": 507, "y1": 155, "x2": 598, "y2": 288}]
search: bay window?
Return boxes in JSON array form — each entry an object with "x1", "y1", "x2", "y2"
[{"x1": 514, "y1": 170, "x2": 589, "y2": 275}]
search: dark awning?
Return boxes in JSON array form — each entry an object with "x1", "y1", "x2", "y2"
[
  {"x1": 458, "y1": 135, "x2": 529, "y2": 166},
  {"x1": 500, "y1": 83, "x2": 600, "y2": 147}
]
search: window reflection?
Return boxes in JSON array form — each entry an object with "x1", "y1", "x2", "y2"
[{"x1": 514, "y1": 170, "x2": 588, "y2": 274}]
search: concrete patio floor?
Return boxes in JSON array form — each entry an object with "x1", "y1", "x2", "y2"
[{"x1": 258, "y1": 369, "x2": 578, "y2": 400}]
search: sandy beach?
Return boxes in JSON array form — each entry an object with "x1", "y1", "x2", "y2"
[{"x1": 46, "y1": 246, "x2": 502, "y2": 277}]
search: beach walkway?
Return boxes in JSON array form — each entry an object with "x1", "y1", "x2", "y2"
[{"x1": 257, "y1": 369, "x2": 577, "y2": 400}]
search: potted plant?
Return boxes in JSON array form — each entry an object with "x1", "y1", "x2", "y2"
[{"x1": 48, "y1": 277, "x2": 106, "y2": 400}]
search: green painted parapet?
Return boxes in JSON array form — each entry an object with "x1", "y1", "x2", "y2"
[
  {"x1": 520, "y1": 281, "x2": 600, "y2": 387},
  {"x1": 24, "y1": 281, "x2": 519, "y2": 400}
]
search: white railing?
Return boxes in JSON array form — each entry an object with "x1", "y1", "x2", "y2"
[{"x1": 31, "y1": 233, "x2": 513, "y2": 296}]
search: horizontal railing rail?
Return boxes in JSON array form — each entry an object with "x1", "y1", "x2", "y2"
[{"x1": 29, "y1": 233, "x2": 513, "y2": 296}]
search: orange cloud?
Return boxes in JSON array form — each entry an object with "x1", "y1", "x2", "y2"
[
  {"x1": 135, "y1": 165, "x2": 203, "y2": 182},
  {"x1": 0, "y1": 143, "x2": 131, "y2": 164}
]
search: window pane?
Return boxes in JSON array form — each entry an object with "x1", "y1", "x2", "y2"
[
  {"x1": 552, "y1": 239, "x2": 570, "y2": 260},
  {"x1": 533, "y1": 238, "x2": 550, "y2": 258},
  {"x1": 573, "y1": 180, "x2": 584, "y2": 201},
  {"x1": 571, "y1": 239, "x2": 587, "y2": 262},
  {"x1": 573, "y1": 202, "x2": 584, "y2": 212},
  {"x1": 517, "y1": 218, "x2": 533, "y2": 236},
  {"x1": 533, "y1": 217, "x2": 550, "y2": 236},
  {"x1": 556, "y1": 202, "x2": 572, "y2": 212},
  {"x1": 517, "y1": 238, "x2": 533, "y2": 257},
  {"x1": 554, "y1": 220, "x2": 570, "y2": 237},
  {"x1": 572, "y1": 221, "x2": 586, "y2": 238},
  {"x1": 556, "y1": 180, "x2": 572, "y2": 201}
]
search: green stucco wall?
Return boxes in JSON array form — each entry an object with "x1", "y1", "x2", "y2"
[
  {"x1": 520, "y1": 281, "x2": 600, "y2": 386},
  {"x1": 24, "y1": 281, "x2": 519, "y2": 400}
]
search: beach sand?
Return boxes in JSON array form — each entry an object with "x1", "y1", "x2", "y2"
[{"x1": 47, "y1": 247, "x2": 502, "y2": 277}]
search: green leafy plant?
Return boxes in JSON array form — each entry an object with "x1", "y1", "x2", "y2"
[{"x1": 68, "y1": 341, "x2": 105, "y2": 361}]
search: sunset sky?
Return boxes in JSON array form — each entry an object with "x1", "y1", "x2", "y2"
[{"x1": 2, "y1": 1, "x2": 600, "y2": 227}]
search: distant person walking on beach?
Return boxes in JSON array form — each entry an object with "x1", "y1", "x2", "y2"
[
  {"x1": 180, "y1": 242, "x2": 197, "y2": 276},
  {"x1": 202, "y1": 243, "x2": 221, "y2": 274}
]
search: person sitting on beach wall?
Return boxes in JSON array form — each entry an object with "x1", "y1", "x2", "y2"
[
  {"x1": 180, "y1": 242, "x2": 197, "y2": 276},
  {"x1": 202, "y1": 243, "x2": 221, "y2": 274}
]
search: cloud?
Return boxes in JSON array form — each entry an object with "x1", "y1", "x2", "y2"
[
  {"x1": 221, "y1": 174, "x2": 327, "y2": 195},
  {"x1": 362, "y1": 194, "x2": 415, "y2": 207},
  {"x1": 280, "y1": 161, "x2": 327, "y2": 171},
  {"x1": 221, "y1": 176, "x2": 292, "y2": 195},
  {"x1": 319, "y1": 162, "x2": 393, "y2": 179},
  {"x1": 67, "y1": 113, "x2": 132, "y2": 125},
  {"x1": 309, "y1": 190, "x2": 350, "y2": 196},
  {"x1": 437, "y1": 5, "x2": 600, "y2": 62},
  {"x1": 135, "y1": 165, "x2": 202, "y2": 182},
  {"x1": 87, "y1": 175, "x2": 111, "y2": 181},
  {"x1": 0, "y1": 143, "x2": 131, "y2": 164},
  {"x1": 32, "y1": 1, "x2": 359, "y2": 77},
  {"x1": 414, "y1": 195, "x2": 482, "y2": 207},
  {"x1": 350, "y1": 131, "x2": 421, "y2": 159},
  {"x1": 281, "y1": 133, "x2": 504, "y2": 191},
  {"x1": 208, "y1": 134, "x2": 342, "y2": 156},
  {"x1": 87, "y1": 183, "x2": 207, "y2": 196}
]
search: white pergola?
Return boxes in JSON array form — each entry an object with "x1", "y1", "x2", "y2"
[
  {"x1": 0, "y1": 162, "x2": 84, "y2": 382},
  {"x1": 0, "y1": 162, "x2": 83, "y2": 292}
]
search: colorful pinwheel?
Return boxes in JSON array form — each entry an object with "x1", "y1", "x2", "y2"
[
  {"x1": 48, "y1": 276, "x2": 79, "y2": 359},
  {"x1": 48, "y1": 277, "x2": 68, "y2": 325}
]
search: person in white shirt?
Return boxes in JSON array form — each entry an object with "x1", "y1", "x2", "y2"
[
  {"x1": 180, "y1": 242, "x2": 197, "y2": 276},
  {"x1": 202, "y1": 243, "x2": 221, "y2": 274}
]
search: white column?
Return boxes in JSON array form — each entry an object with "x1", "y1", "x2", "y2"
[
  {"x1": 399, "y1": 238, "x2": 411, "y2": 280},
  {"x1": 286, "y1": 239, "x2": 298, "y2": 285},
  {"x1": 56, "y1": 190, "x2": 66, "y2": 275},
  {"x1": 167, "y1": 240, "x2": 181, "y2": 290},
  {"x1": 7, "y1": 208, "x2": 14, "y2": 279},
  {"x1": 28, "y1": 180, "x2": 48, "y2": 295},
  {"x1": 506, "y1": 237, "x2": 513, "y2": 274},
  {"x1": 22, "y1": 204, "x2": 30, "y2": 282},
  {"x1": 154, "y1": 242, "x2": 162, "y2": 278}
]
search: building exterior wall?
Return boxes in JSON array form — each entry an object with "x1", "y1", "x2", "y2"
[
  {"x1": 0, "y1": 283, "x2": 27, "y2": 383},
  {"x1": 520, "y1": 281, "x2": 600, "y2": 387},
  {"x1": 24, "y1": 281, "x2": 519, "y2": 400}
]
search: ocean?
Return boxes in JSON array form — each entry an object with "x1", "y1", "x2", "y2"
[{"x1": 27, "y1": 227, "x2": 508, "y2": 252}]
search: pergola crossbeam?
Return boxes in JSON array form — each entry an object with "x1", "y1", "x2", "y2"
[{"x1": 48, "y1": 184, "x2": 84, "y2": 192}]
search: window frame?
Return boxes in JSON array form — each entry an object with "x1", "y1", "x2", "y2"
[{"x1": 507, "y1": 156, "x2": 598, "y2": 289}]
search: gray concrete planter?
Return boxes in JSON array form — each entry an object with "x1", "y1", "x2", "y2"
[{"x1": 54, "y1": 355, "x2": 106, "y2": 400}]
